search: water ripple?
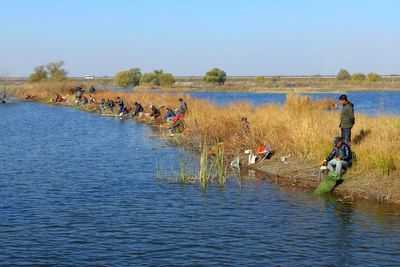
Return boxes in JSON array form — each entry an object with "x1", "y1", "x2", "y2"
[{"x1": 1, "y1": 103, "x2": 400, "y2": 266}]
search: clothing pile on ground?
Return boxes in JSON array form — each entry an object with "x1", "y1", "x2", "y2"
[{"x1": 52, "y1": 94, "x2": 66, "y2": 103}]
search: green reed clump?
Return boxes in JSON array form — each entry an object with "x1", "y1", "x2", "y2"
[
  {"x1": 178, "y1": 160, "x2": 192, "y2": 184},
  {"x1": 212, "y1": 142, "x2": 226, "y2": 186},
  {"x1": 199, "y1": 141, "x2": 209, "y2": 189},
  {"x1": 198, "y1": 141, "x2": 227, "y2": 187}
]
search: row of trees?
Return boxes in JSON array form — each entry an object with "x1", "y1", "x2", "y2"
[
  {"x1": 29, "y1": 61, "x2": 67, "y2": 82},
  {"x1": 28, "y1": 63, "x2": 385, "y2": 86},
  {"x1": 114, "y1": 67, "x2": 227, "y2": 88},
  {"x1": 28, "y1": 62, "x2": 228, "y2": 88},
  {"x1": 114, "y1": 69, "x2": 176, "y2": 88},
  {"x1": 337, "y1": 69, "x2": 382, "y2": 82}
]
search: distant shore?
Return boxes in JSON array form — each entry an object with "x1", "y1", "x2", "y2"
[
  {"x1": 145, "y1": 86, "x2": 400, "y2": 94},
  {"x1": 167, "y1": 76, "x2": 400, "y2": 93},
  {"x1": 3, "y1": 76, "x2": 400, "y2": 94},
  {"x1": 118, "y1": 76, "x2": 400, "y2": 93}
]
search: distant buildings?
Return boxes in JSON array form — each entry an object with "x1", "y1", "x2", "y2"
[{"x1": 83, "y1": 75, "x2": 95, "y2": 80}]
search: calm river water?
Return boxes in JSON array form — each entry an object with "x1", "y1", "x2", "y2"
[
  {"x1": 190, "y1": 90, "x2": 400, "y2": 115},
  {"x1": 1, "y1": 100, "x2": 400, "y2": 266}
]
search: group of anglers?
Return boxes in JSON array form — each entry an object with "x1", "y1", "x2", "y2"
[
  {"x1": 72, "y1": 86, "x2": 188, "y2": 134},
  {"x1": 55, "y1": 86, "x2": 355, "y2": 179},
  {"x1": 247, "y1": 94, "x2": 355, "y2": 181},
  {"x1": 321, "y1": 94, "x2": 355, "y2": 179}
]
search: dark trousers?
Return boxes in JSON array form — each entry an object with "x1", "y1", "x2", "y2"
[{"x1": 341, "y1": 128, "x2": 352, "y2": 144}]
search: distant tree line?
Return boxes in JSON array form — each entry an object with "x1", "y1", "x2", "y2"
[
  {"x1": 28, "y1": 62, "x2": 386, "y2": 87},
  {"x1": 29, "y1": 61, "x2": 67, "y2": 82},
  {"x1": 336, "y1": 69, "x2": 382, "y2": 82},
  {"x1": 113, "y1": 69, "x2": 176, "y2": 88},
  {"x1": 114, "y1": 67, "x2": 227, "y2": 88},
  {"x1": 28, "y1": 61, "x2": 228, "y2": 88}
]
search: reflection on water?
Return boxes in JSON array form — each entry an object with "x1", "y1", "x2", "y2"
[{"x1": 1, "y1": 103, "x2": 400, "y2": 266}]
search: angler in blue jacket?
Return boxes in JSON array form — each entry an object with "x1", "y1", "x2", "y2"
[
  {"x1": 115, "y1": 97, "x2": 125, "y2": 114},
  {"x1": 323, "y1": 136, "x2": 352, "y2": 177}
]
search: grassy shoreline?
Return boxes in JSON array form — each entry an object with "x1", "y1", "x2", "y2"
[
  {"x1": 4, "y1": 76, "x2": 400, "y2": 94},
  {"x1": 9, "y1": 81, "x2": 400, "y2": 205},
  {"x1": 138, "y1": 86, "x2": 400, "y2": 95},
  {"x1": 169, "y1": 76, "x2": 400, "y2": 93}
]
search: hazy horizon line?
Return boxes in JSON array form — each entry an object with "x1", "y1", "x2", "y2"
[{"x1": 2, "y1": 73, "x2": 400, "y2": 80}]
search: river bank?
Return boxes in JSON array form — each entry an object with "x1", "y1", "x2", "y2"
[
  {"x1": 4, "y1": 76, "x2": 400, "y2": 94},
  {"x1": 147, "y1": 76, "x2": 400, "y2": 93},
  {"x1": 10, "y1": 82, "x2": 400, "y2": 205},
  {"x1": 139, "y1": 86, "x2": 400, "y2": 94}
]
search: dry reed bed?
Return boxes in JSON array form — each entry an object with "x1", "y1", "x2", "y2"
[{"x1": 15, "y1": 82, "x2": 400, "y2": 202}]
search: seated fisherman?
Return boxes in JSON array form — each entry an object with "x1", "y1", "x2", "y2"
[
  {"x1": 150, "y1": 105, "x2": 161, "y2": 119},
  {"x1": 75, "y1": 86, "x2": 84, "y2": 101},
  {"x1": 52, "y1": 94, "x2": 60, "y2": 103},
  {"x1": 99, "y1": 98, "x2": 106, "y2": 112},
  {"x1": 59, "y1": 94, "x2": 66, "y2": 102},
  {"x1": 323, "y1": 136, "x2": 352, "y2": 177},
  {"x1": 80, "y1": 96, "x2": 88, "y2": 105},
  {"x1": 116, "y1": 97, "x2": 125, "y2": 114},
  {"x1": 177, "y1": 98, "x2": 188, "y2": 115},
  {"x1": 133, "y1": 102, "x2": 144, "y2": 117},
  {"x1": 164, "y1": 107, "x2": 176, "y2": 122},
  {"x1": 107, "y1": 99, "x2": 115, "y2": 112}
]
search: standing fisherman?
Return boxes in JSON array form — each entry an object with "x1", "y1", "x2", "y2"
[{"x1": 338, "y1": 94, "x2": 355, "y2": 144}]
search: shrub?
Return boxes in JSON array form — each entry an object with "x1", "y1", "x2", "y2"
[
  {"x1": 336, "y1": 69, "x2": 351, "y2": 80},
  {"x1": 203, "y1": 68, "x2": 227, "y2": 85},
  {"x1": 114, "y1": 68, "x2": 142, "y2": 87},
  {"x1": 141, "y1": 71, "x2": 160, "y2": 86},
  {"x1": 271, "y1": 76, "x2": 281, "y2": 82},
  {"x1": 351, "y1": 73, "x2": 366, "y2": 82},
  {"x1": 367, "y1": 72, "x2": 382, "y2": 82},
  {"x1": 255, "y1": 76, "x2": 266, "y2": 83},
  {"x1": 29, "y1": 65, "x2": 48, "y2": 82},
  {"x1": 159, "y1": 73, "x2": 176, "y2": 87},
  {"x1": 46, "y1": 61, "x2": 67, "y2": 81},
  {"x1": 140, "y1": 70, "x2": 176, "y2": 87}
]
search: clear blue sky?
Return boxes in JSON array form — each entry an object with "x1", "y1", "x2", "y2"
[{"x1": 1, "y1": 0, "x2": 399, "y2": 76}]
